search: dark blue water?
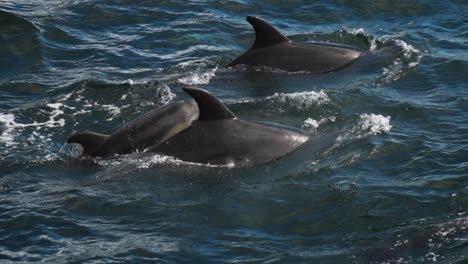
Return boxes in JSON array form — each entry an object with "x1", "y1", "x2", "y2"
[{"x1": 1, "y1": 1, "x2": 467, "y2": 263}]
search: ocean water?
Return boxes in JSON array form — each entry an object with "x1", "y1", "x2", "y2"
[{"x1": 0, "y1": 0, "x2": 467, "y2": 263}]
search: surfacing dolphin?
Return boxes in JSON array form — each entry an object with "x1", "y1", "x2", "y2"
[
  {"x1": 66, "y1": 100, "x2": 199, "y2": 158},
  {"x1": 149, "y1": 87, "x2": 310, "y2": 167},
  {"x1": 227, "y1": 16, "x2": 363, "y2": 73},
  {"x1": 66, "y1": 87, "x2": 313, "y2": 167}
]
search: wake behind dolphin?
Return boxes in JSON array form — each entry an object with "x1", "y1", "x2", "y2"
[
  {"x1": 65, "y1": 87, "x2": 320, "y2": 167},
  {"x1": 227, "y1": 16, "x2": 363, "y2": 73}
]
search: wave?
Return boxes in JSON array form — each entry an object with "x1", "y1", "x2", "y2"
[
  {"x1": 301, "y1": 27, "x2": 423, "y2": 86},
  {"x1": 329, "y1": 28, "x2": 423, "y2": 86}
]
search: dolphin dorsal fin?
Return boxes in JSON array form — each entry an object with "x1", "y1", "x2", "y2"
[
  {"x1": 183, "y1": 87, "x2": 236, "y2": 121},
  {"x1": 247, "y1": 16, "x2": 290, "y2": 49}
]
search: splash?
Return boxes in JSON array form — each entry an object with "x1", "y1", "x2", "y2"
[
  {"x1": 347, "y1": 28, "x2": 378, "y2": 51},
  {"x1": 175, "y1": 59, "x2": 219, "y2": 85},
  {"x1": 359, "y1": 113, "x2": 392, "y2": 134},
  {"x1": 343, "y1": 27, "x2": 423, "y2": 85},
  {"x1": 345, "y1": 27, "x2": 422, "y2": 65},
  {"x1": 394, "y1": 39, "x2": 422, "y2": 68},
  {"x1": 266, "y1": 90, "x2": 330, "y2": 110},
  {"x1": 178, "y1": 67, "x2": 217, "y2": 85},
  {"x1": 302, "y1": 118, "x2": 319, "y2": 132},
  {"x1": 0, "y1": 113, "x2": 17, "y2": 146},
  {"x1": 302, "y1": 116, "x2": 336, "y2": 132},
  {"x1": 337, "y1": 113, "x2": 391, "y2": 142},
  {"x1": 158, "y1": 83, "x2": 177, "y2": 104}
]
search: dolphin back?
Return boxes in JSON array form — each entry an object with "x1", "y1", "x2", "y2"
[
  {"x1": 150, "y1": 87, "x2": 311, "y2": 167},
  {"x1": 227, "y1": 16, "x2": 363, "y2": 72}
]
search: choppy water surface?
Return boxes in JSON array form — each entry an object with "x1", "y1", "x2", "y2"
[{"x1": 1, "y1": 1, "x2": 467, "y2": 263}]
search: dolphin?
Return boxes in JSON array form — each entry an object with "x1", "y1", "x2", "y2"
[
  {"x1": 66, "y1": 87, "x2": 314, "y2": 167},
  {"x1": 66, "y1": 100, "x2": 199, "y2": 158},
  {"x1": 227, "y1": 16, "x2": 363, "y2": 73},
  {"x1": 148, "y1": 87, "x2": 311, "y2": 167}
]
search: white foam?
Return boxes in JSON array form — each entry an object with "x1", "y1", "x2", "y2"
[
  {"x1": 178, "y1": 59, "x2": 208, "y2": 68},
  {"x1": 72, "y1": 109, "x2": 91, "y2": 116},
  {"x1": 302, "y1": 118, "x2": 319, "y2": 132},
  {"x1": 348, "y1": 28, "x2": 377, "y2": 51},
  {"x1": 377, "y1": 38, "x2": 423, "y2": 85},
  {"x1": 143, "y1": 154, "x2": 237, "y2": 168},
  {"x1": 44, "y1": 104, "x2": 66, "y2": 128},
  {"x1": 337, "y1": 113, "x2": 391, "y2": 142},
  {"x1": 394, "y1": 39, "x2": 422, "y2": 69},
  {"x1": 0, "y1": 104, "x2": 66, "y2": 146},
  {"x1": 359, "y1": 113, "x2": 392, "y2": 134},
  {"x1": 341, "y1": 28, "x2": 424, "y2": 85},
  {"x1": 302, "y1": 116, "x2": 335, "y2": 132},
  {"x1": 394, "y1": 39, "x2": 420, "y2": 58},
  {"x1": 101, "y1": 104, "x2": 121, "y2": 121},
  {"x1": 159, "y1": 84, "x2": 176, "y2": 104},
  {"x1": 350, "y1": 28, "x2": 366, "y2": 35},
  {"x1": 137, "y1": 155, "x2": 180, "y2": 169},
  {"x1": 266, "y1": 90, "x2": 330, "y2": 110},
  {"x1": 178, "y1": 67, "x2": 217, "y2": 85},
  {"x1": 47, "y1": 103, "x2": 62, "y2": 109},
  {"x1": 0, "y1": 113, "x2": 17, "y2": 146}
]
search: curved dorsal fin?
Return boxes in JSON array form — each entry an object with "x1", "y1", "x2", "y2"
[
  {"x1": 183, "y1": 86, "x2": 236, "y2": 121},
  {"x1": 247, "y1": 16, "x2": 290, "y2": 49}
]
